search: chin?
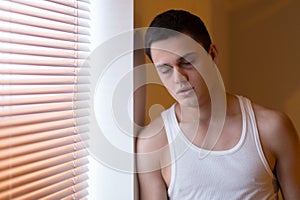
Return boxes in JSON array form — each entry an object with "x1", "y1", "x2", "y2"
[{"x1": 178, "y1": 97, "x2": 199, "y2": 108}]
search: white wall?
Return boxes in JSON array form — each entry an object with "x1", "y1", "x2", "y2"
[{"x1": 88, "y1": 0, "x2": 134, "y2": 199}]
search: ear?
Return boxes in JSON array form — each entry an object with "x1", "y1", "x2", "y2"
[{"x1": 208, "y1": 44, "x2": 219, "y2": 64}]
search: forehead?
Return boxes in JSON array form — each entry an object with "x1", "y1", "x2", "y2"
[{"x1": 150, "y1": 34, "x2": 204, "y2": 63}]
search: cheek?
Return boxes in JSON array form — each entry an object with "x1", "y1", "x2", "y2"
[
  {"x1": 194, "y1": 79, "x2": 209, "y2": 95},
  {"x1": 188, "y1": 72, "x2": 203, "y2": 85},
  {"x1": 157, "y1": 74, "x2": 172, "y2": 87},
  {"x1": 157, "y1": 76, "x2": 177, "y2": 96},
  {"x1": 162, "y1": 79, "x2": 175, "y2": 92},
  {"x1": 189, "y1": 74, "x2": 208, "y2": 91}
]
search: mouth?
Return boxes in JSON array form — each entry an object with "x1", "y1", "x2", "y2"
[{"x1": 176, "y1": 87, "x2": 194, "y2": 95}]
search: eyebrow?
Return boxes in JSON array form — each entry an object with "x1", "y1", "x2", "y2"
[
  {"x1": 177, "y1": 52, "x2": 196, "y2": 62},
  {"x1": 155, "y1": 52, "x2": 197, "y2": 68}
]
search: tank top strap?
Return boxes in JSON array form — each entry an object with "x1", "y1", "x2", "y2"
[
  {"x1": 238, "y1": 95, "x2": 275, "y2": 178},
  {"x1": 161, "y1": 103, "x2": 177, "y2": 144}
]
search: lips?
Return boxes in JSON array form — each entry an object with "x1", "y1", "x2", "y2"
[{"x1": 176, "y1": 87, "x2": 194, "y2": 95}]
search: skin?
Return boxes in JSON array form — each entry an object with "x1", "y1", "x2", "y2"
[{"x1": 137, "y1": 34, "x2": 300, "y2": 200}]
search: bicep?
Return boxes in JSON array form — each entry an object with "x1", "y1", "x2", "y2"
[
  {"x1": 137, "y1": 143, "x2": 169, "y2": 200},
  {"x1": 276, "y1": 137, "x2": 300, "y2": 199},
  {"x1": 272, "y1": 114, "x2": 300, "y2": 199},
  {"x1": 138, "y1": 170, "x2": 168, "y2": 200},
  {"x1": 136, "y1": 126, "x2": 169, "y2": 200}
]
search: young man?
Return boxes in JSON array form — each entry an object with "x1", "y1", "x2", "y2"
[{"x1": 137, "y1": 10, "x2": 300, "y2": 199}]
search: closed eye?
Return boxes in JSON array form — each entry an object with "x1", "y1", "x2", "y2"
[
  {"x1": 160, "y1": 66, "x2": 172, "y2": 74},
  {"x1": 156, "y1": 64, "x2": 173, "y2": 74},
  {"x1": 181, "y1": 61, "x2": 192, "y2": 65},
  {"x1": 180, "y1": 60, "x2": 194, "y2": 68},
  {"x1": 178, "y1": 52, "x2": 196, "y2": 68}
]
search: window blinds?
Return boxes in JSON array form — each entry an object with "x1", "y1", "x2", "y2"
[{"x1": 0, "y1": 0, "x2": 90, "y2": 199}]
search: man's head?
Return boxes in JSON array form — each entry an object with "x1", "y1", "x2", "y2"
[
  {"x1": 144, "y1": 10, "x2": 219, "y2": 107},
  {"x1": 145, "y1": 9, "x2": 212, "y2": 61}
]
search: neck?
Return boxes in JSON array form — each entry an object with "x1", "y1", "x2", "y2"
[
  {"x1": 176, "y1": 96, "x2": 212, "y2": 124},
  {"x1": 176, "y1": 93, "x2": 236, "y2": 124}
]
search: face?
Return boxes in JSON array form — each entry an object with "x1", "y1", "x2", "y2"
[{"x1": 150, "y1": 34, "x2": 218, "y2": 108}]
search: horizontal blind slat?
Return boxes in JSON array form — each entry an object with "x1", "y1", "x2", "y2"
[
  {"x1": 0, "y1": 54, "x2": 88, "y2": 67},
  {"x1": 0, "y1": 159, "x2": 88, "y2": 189},
  {"x1": 0, "y1": 116, "x2": 89, "y2": 138},
  {"x1": 0, "y1": 43, "x2": 89, "y2": 59},
  {"x1": 0, "y1": 125, "x2": 88, "y2": 149},
  {"x1": 47, "y1": 0, "x2": 90, "y2": 12},
  {"x1": 0, "y1": 32, "x2": 90, "y2": 51},
  {"x1": 0, "y1": 169, "x2": 88, "y2": 199},
  {"x1": 0, "y1": 75, "x2": 90, "y2": 85},
  {"x1": 0, "y1": 109, "x2": 89, "y2": 127},
  {"x1": 0, "y1": 65, "x2": 90, "y2": 76},
  {"x1": 45, "y1": 182, "x2": 88, "y2": 200},
  {"x1": 0, "y1": 21, "x2": 90, "y2": 43},
  {"x1": 0, "y1": 133, "x2": 89, "y2": 160},
  {"x1": 0, "y1": 85, "x2": 89, "y2": 95},
  {"x1": 0, "y1": 101, "x2": 87, "y2": 117},
  {"x1": 71, "y1": 189, "x2": 89, "y2": 200},
  {"x1": 0, "y1": 93, "x2": 90, "y2": 106},
  {"x1": 10, "y1": 0, "x2": 90, "y2": 19},
  {"x1": 0, "y1": 145, "x2": 88, "y2": 171},
  {"x1": 0, "y1": 101, "x2": 89, "y2": 117},
  {"x1": 14, "y1": 174, "x2": 89, "y2": 200},
  {"x1": 0, "y1": 1, "x2": 90, "y2": 26},
  {"x1": 0, "y1": 157, "x2": 88, "y2": 186},
  {"x1": 0, "y1": 10, "x2": 90, "y2": 34}
]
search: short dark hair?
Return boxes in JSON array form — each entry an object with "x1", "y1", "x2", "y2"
[{"x1": 145, "y1": 9, "x2": 212, "y2": 61}]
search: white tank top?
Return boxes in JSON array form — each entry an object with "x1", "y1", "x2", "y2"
[{"x1": 161, "y1": 96, "x2": 279, "y2": 200}]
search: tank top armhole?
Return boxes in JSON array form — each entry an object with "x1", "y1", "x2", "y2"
[
  {"x1": 160, "y1": 104, "x2": 177, "y2": 197},
  {"x1": 244, "y1": 97, "x2": 275, "y2": 178}
]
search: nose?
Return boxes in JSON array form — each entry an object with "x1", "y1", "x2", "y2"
[{"x1": 174, "y1": 67, "x2": 188, "y2": 83}]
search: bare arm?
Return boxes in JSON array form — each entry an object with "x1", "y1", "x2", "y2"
[
  {"x1": 137, "y1": 169, "x2": 168, "y2": 200},
  {"x1": 273, "y1": 113, "x2": 300, "y2": 199},
  {"x1": 136, "y1": 118, "x2": 169, "y2": 200},
  {"x1": 256, "y1": 106, "x2": 300, "y2": 199}
]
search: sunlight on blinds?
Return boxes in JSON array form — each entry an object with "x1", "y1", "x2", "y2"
[{"x1": 0, "y1": 0, "x2": 90, "y2": 199}]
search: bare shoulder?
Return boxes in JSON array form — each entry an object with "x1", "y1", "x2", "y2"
[
  {"x1": 137, "y1": 115, "x2": 168, "y2": 153},
  {"x1": 252, "y1": 102, "x2": 300, "y2": 198},
  {"x1": 252, "y1": 102, "x2": 299, "y2": 156}
]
